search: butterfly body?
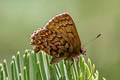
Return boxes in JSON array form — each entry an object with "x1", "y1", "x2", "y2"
[{"x1": 30, "y1": 13, "x2": 86, "y2": 64}]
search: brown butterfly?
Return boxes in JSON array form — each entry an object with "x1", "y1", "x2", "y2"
[{"x1": 30, "y1": 12, "x2": 86, "y2": 64}]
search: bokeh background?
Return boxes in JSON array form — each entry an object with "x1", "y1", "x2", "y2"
[{"x1": 0, "y1": 0, "x2": 120, "y2": 80}]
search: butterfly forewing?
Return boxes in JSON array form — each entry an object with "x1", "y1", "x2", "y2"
[{"x1": 45, "y1": 13, "x2": 81, "y2": 52}]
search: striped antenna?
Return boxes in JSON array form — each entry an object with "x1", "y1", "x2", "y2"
[{"x1": 83, "y1": 34, "x2": 101, "y2": 48}]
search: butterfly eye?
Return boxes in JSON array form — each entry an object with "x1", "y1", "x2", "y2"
[
  {"x1": 80, "y1": 48, "x2": 83, "y2": 53},
  {"x1": 80, "y1": 48, "x2": 86, "y2": 55}
]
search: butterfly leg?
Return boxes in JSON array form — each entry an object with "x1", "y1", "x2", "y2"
[
  {"x1": 74, "y1": 57, "x2": 80, "y2": 62},
  {"x1": 66, "y1": 59, "x2": 76, "y2": 72},
  {"x1": 50, "y1": 56, "x2": 66, "y2": 64},
  {"x1": 70, "y1": 57, "x2": 80, "y2": 66}
]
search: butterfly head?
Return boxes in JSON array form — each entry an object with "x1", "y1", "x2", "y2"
[{"x1": 80, "y1": 48, "x2": 86, "y2": 55}]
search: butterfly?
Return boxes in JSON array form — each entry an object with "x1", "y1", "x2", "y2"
[{"x1": 30, "y1": 12, "x2": 86, "y2": 64}]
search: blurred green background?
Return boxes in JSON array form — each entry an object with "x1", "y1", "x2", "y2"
[{"x1": 0, "y1": 0, "x2": 120, "y2": 80}]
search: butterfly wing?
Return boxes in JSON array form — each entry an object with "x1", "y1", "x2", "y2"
[
  {"x1": 30, "y1": 13, "x2": 81, "y2": 64},
  {"x1": 45, "y1": 13, "x2": 81, "y2": 53}
]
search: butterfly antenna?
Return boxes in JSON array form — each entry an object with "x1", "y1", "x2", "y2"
[{"x1": 83, "y1": 34, "x2": 101, "y2": 48}]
